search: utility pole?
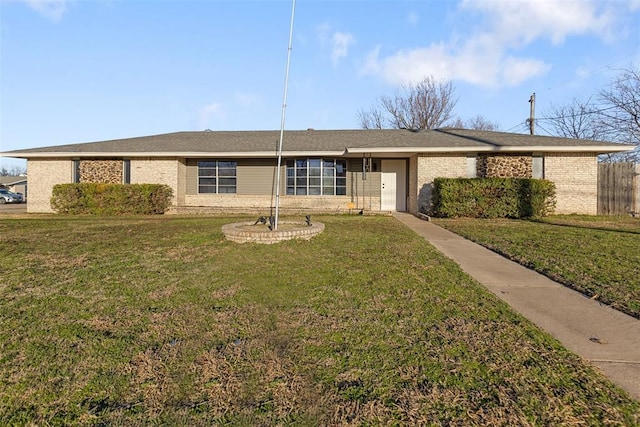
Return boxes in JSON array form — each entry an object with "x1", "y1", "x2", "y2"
[{"x1": 528, "y1": 93, "x2": 536, "y2": 135}]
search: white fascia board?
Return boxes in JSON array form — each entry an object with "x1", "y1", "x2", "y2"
[
  {"x1": 2, "y1": 150, "x2": 347, "y2": 159},
  {"x1": 346, "y1": 145, "x2": 634, "y2": 154}
]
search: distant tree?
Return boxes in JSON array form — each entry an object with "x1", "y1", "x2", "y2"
[
  {"x1": 540, "y1": 65, "x2": 640, "y2": 161},
  {"x1": 449, "y1": 115, "x2": 500, "y2": 131},
  {"x1": 358, "y1": 76, "x2": 457, "y2": 130},
  {"x1": 358, "y1": 105, "x2": 385, "y2": 130},
  {"x1": 0, "y1": 165, "x2": 26, "y2": 176},
  {"x1": 598, "y1": 65, "x2": 640, "y2": 145},
  {"x1": 543, "y1": 97, "x2": 609, "y2": 141}
]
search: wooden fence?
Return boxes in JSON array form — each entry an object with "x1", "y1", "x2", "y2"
[{"x1": 598, "y1": 162, "x2": 640, "y2": 215}]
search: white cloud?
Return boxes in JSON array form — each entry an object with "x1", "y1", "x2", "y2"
[
  {"x1": 361, "y1": 44, "x2": 382, "y2": 76},
  {"x1": 407, "y1": 11, "x2": 419, "y2": 26},
  {"x1": 374, "y1": 41, "x2": 550, "y2": 88},
  {"x1": 361, "y1": 0, "x2": 618, "y2": 88},
  {"x1": 500, "y1": 56, "x2": 551, "y2": 87},
  {"x1": 233, "y1": 92, "x2": 262, "y2": 108},
  {"x1": 316, "y1": 23, "x2": 355, "y2": 67},
  {"x1": 460, "y1": 0, "x2": 617, "y2": 45},
  {"x1": 23, "y1": 0, "x2": 68, "y2": 22},
  {"x1": 331, "y1": 31, "x2": 355, "y2": 66},
  {"x1": 197, "y1": 102, "x2": 226, "y2": 130}
]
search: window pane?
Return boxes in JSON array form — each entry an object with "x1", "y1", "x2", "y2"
[
  {"x1": 199, "y1": 161, "x2": 216, "y2": 169},
  {"x1": 218, "y1": 161, "x2": 236, "y2": 169},
  {"x1": 199, "y1": 178, "x2": 216, "y2": 186},
  {"x1": 218, "y1": 168, "x2": 236, "y2": 177},
  {"x1": 198, "y1": 168, "x2": 216, "y2": 177},
  {"x1": 218, "y1": 178, "x2": 235, "y2": 186},
  {"x1": 286, "y1": 158, "x2": 348, "y2": 197},
  {"x1": 218, "y1": 186, "x2": 236, "y2": 194},
  {"x1": 199, "y1": 186, "x2": 217, "y2": 193}
]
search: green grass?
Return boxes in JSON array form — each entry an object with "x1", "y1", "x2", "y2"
[
  {"x1": 0, "y1": 215, "x2": 638, "y2": 425},
  {"x1": 436, "y1": 215, "x2": 640, "y2": 319}
]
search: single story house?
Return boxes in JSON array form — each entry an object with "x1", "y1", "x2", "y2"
[
  {"x1": 1, "y1": 128, "x2": 633, "y2": 215},
  {"x1": 0, "y1": 175, "x2": 27, "y2": 198}
]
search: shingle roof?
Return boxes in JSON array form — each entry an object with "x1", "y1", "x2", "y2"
[
  {"x1": 0, "y1": 176, "x2": 27, "y2": 185},
  {"x1": 2, "y1": 128, "x2": 634, "y2": 158}
]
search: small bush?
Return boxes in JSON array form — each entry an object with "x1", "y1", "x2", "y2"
[
  {"x1": 432, "y1": 178, "x2": 556, "y2": 218},
  {"x1": 51, "y1": 183, "x2": 173, "y2": 215}
]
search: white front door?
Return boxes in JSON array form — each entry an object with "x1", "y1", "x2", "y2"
[{"x1": 381, "y1": 159, "x2": 407, "y2": 211}]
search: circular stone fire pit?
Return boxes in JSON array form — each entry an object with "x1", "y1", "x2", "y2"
[{"x1": 222, "y1": 221, "x2": 324, "y2": 244}]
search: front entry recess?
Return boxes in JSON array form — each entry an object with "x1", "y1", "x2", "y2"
[{"x1": 381, "y1": 159, "x2": 407, "y2": 211}]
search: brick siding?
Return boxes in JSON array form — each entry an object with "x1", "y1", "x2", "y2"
[{"x1": 545, "y1": 153, "x2": 598, "y2": 214}]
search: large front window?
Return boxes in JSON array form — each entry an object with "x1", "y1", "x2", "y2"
[
  {"x1": 198, "y1": 160, "x2": 237, "y2": 193},
  {"x1": 286, "y1": 159, "x2": 346, "y2": 195}
]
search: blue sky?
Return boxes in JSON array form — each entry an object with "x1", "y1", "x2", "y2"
[{"x1": 1, "y1": 0, "x2": 639, "y2": 170}]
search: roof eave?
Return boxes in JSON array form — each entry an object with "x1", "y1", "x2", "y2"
[
  {"x1": 1, "y1": 150, "x2": 348, "y2": 158},
  {"x1": 347, "y1": 145, "x2": 635, "y2": 154},
  {"x1": 3, "y1": 144, "x2": 633, "y2": 159}
]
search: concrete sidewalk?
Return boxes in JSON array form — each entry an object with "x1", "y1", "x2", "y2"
[{"x1": 394, "y1": 212, "x2": 640, "y2": 401}]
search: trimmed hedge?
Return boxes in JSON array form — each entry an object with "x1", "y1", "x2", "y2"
[
  {"x1": 51, "y1": 183, "x2": 173, "y2": 215},
  {"x1": 431, "y1": 178, "x2": 556, "y2": 218}
]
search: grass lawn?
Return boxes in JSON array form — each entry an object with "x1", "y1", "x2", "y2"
[
  {"x1": 1, "y1": 215, "x2": 638, "y2": 425},
  {"x1": 436, "y1": 215, "x2": 640, "y2": 319}
]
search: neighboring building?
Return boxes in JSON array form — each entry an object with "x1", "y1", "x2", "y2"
[
  {"x1": 1, "y1": 128, "x2": 633, "y2": 215},
  {"x1": 0, "y1": 175, "x2": 27, "y2": 199}
]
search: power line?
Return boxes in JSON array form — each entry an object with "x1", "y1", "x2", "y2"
[
  {"x1": 505, "y1": 121, "x2": 528, "y2": 133},
  {"x1": 536, "y1": 102, "x2": 635, "y2": 122}
]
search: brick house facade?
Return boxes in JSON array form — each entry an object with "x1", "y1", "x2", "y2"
[{"x1": 3, "y1": 128, "x2": 631, "y2": 215}]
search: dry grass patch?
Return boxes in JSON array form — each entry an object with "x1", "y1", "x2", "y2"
[{"x1": 0, "y1": 215, "x2": 638, "y2": 425}]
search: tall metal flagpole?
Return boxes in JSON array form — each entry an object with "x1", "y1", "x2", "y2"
[{"x1": 274, "y1": 0, "x2": 296, "y2": 231}]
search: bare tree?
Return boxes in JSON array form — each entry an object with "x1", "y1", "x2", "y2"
[
  {"x1": 358, "y1": 76, "x2": 457, "y2": 130},
  {"x1": 538, "y1": 66, "x2": 640, "y2": 161},
  {"x1": 449, "y1": 115, "x2": 500, "y2": 131},
  {"x1": 543, "y1": 97, "x2": 609, "y2": 141},
  {"x1": 357, "y1": 105, "x2": 385, "y2": 130},
  {"x1": 598, "y1": 65, "x2": 640, "y2": 145},
  {"x1": 0, "y1": 165, "x2": 26, "y2": 176}
]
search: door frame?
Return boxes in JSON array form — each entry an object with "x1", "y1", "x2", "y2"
[{"x1": 381, "y1": 159, "x2": 407, "y2": 211}]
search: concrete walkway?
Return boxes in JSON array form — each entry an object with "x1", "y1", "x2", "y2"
[{"x1": 394, "y1": 212, "x2": 640, "y2": 401}]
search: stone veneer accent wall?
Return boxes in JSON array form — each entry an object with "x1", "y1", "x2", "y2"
[
  {"x1": 412, "y1": 154, "x2": 467, "y2": 214},
  {"x1": 476, "y1": 154, "x2": 532, "y2": 178},
  {"x1": 79, "y1": 160, "x2": 123, "y2": 183},
  {"x1": 544, "y1": 153, "x2": 598, "y2": 214},
  {"x1": 27, "y1": 159, "x2": 73, "y2": 213}
]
